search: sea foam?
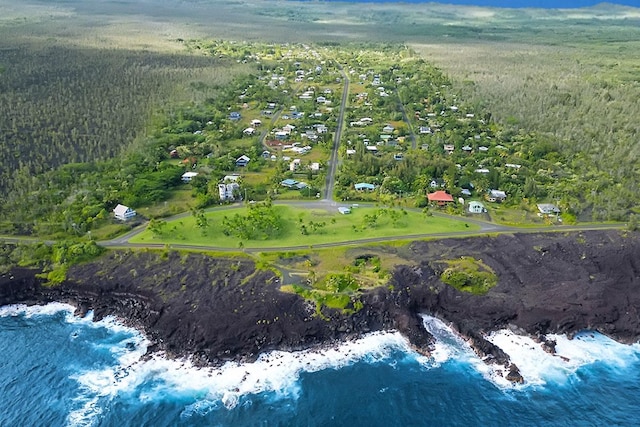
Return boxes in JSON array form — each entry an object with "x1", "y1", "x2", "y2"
[
  {"x1": 0, "y1": 302, "x2": 76, "y2": 319},
  {"x1": 419, "y1": 314, "x2": 640, "y2": 389},
  {"x1": 486, "y1": 329, "x2": 640, "y2": 388},
  {"x1": 68, "y1": 327, "x2": 416, "y2": 423}
]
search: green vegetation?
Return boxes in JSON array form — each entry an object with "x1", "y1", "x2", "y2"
[
  {"x1": 0, "y1": 241, "x2": 105, "y2": 285},
  {"x1": 292, "y1": 272, "x2": 363, "y2": 316},
  {"x1": 439, "y1": 257, "x2": 498, "y2": 295},
  {"x1": 221, "y1": 201, "x2": 283, "y2": 240},
  {"x1": 131, "y1": 204, "x2": 478, "y2": 248},
  {"x1": 0, "y1": 1, "x2": 637, "y2": 246}
]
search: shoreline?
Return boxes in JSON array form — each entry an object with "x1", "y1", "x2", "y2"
[{"x1": 1, "y1": 230, "x2": 639, "y2": 383}]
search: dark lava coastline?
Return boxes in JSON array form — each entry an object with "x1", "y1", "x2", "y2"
[{"x1": 2, "y1": 230, "x2": 639, "y2": 383}]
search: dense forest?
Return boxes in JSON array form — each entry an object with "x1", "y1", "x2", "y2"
[{"x1": 0, "y1": 41, "x2": 251, "y2": 234}]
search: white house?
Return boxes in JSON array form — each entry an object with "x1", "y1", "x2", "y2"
[
  {"x1": 289, "y1": 158, "x2": 301, "y2": 171},
  {"x1": 113, "y1": 204, "x2": 136, "y2": 221},
  {"x1": 223, "y1": 174, "x2": 240, "y2": 183},
  {"x1": 468, "y1": 201, "x2": 486, "y2": 214},
  {"x1": 537, "y1": 203, "x2": 561, "y2": 216},
  {"x1": 181, "y1": 171, "x2": 199, "y2": 182},
  {"x1": 236, "y1": 155, "x2": 251, "y2": 167},
  {"x1": 218, "y1": 183, "x2": 240, "y2": 201}
]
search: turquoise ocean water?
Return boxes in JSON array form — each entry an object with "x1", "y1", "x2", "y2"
[{"x1": 3, "y1": 303, "x2": 640, "y2": 426}]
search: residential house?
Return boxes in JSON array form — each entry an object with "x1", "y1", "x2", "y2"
[
  {"x1": 229, "y1": 112, "x2": 241, "y2": 121},
  {"x1": 275, "y1": 131, "x2": 289, "y2": 141},
  {"x1": 289, "y1": 159, "x2": 301, "y2": 171},
  {"x1": 315, "y1": 124, "x2": 328, "y2": 134},
  {"x1": 113, "y1": 204, "x2": 136, "y2": 221},
  {"x1": 251, "y1": 119, "x2": 262, "y2": 127},
  {"x1": 355, "y1": 183, "x2": 376, "y2": 191},
  {"x1": 223, "y1": 174, "x2": 240, "y2": 183},
  {"x1": 236, "y1": 155, "x2": 250, "y2": 167},
  {"x1": 468, "y1": 201, "x2": 486, "y2": 214},
  {"x1": 383, "y1": 125, "x2": 395, "y2": 133},
  {"x1": 429, "y1": 179, "x2": 444, "y2": 189},
  {"x1": 427, "y1": 190, "x2": 454, "y2": 206},
  {"x1": 444, "y1": 144, "x2": 455, "y2": 154},
  {"x1": 243, "y1": 127, "x2": 255, "y2": 136},
  {"x1": 218, "y1": 183, "x2": 240, "y2": 201},
  {"x1": 537, "y1": 203, "x2": 561, "y2": 216},
  {"x1": 338, "y1": 207, "x2": 351, "y2": 215},
  {"x1": 281, "y1": 179, "x2": 299, "y2": 188},
  {"x1": 181, "y1": 171, "x2": 199, "y2": 182},
  {"x1": 487, "y1": 190, "x2": 507, "y2": 203}
]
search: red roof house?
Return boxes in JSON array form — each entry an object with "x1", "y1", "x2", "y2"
[{"x1": 427, "y1": 190, "x2": 454, "y2": 206}]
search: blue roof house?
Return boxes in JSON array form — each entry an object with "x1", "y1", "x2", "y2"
[
  {"x1": 281, "y1": 179, "x2": 299, "y2": 188},
  {"x1": 355, "y1": 183, "x2": 375, "y2": 191}
]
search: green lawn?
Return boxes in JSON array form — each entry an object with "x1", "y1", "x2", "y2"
[{"x1": 130, "y1": 204, "x2": 480, "y2": 248}]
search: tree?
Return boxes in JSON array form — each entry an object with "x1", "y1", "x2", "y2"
[
  {"x1": 148, "y1": 218, "x2": 167, "y2": 238},
  {"x1": 191, "y1": 206, "x2": 209, "y2": 235}
]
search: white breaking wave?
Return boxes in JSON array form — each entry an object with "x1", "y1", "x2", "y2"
[
  {"x1": 419, "y1": 314, "x2": 516, "y2": 388},
  {"x1": 0, "y1": 302, "x2": 76, "y2": 318},
  {"x1": 419, "y1": 314, "x2": 640, "y2": 389},
  {"x1": 486, "y1": 329, "x2": 640, "y2": 388},
  {"x1": 67, "y1": 327, "x2": 416, "y2": 424}
]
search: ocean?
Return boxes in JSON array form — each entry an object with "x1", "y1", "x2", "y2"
[{"x1": 2, "y1": 303, "x2": 640, "y2": 426}]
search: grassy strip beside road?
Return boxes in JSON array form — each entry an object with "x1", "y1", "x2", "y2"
[{"x1": 130, "y1": 204, "x2": 480, "y2": 249}]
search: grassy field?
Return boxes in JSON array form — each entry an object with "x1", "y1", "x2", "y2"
[{"x1": 131, "y1": 204, "x2": 480, "y2": 248}]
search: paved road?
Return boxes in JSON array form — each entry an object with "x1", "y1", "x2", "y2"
[
  {"x1": 323, "y1": 65, "x2": 349, "y2": 202},
  {"x1": 94, "y1": 199, "x2": 624, "y2": 251},
  {"x1": 1, "y1": 205, "x2": 624, "y2": 253},
  {"x1": 396, "y1": 89, "x2": 417, "y2": 150}
]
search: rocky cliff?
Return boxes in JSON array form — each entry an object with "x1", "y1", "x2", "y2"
[{"x1": 1, "y1": 230, "x2": 639, "y2": 382}]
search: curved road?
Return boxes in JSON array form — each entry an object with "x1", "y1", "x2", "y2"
[{"x1": 97, "y1": 200, "x2": 624, "y2": 252}]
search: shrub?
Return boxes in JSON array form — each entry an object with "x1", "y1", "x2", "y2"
[{"x1": 439, "y1": 257, "x2": 497, "y2": 295}]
